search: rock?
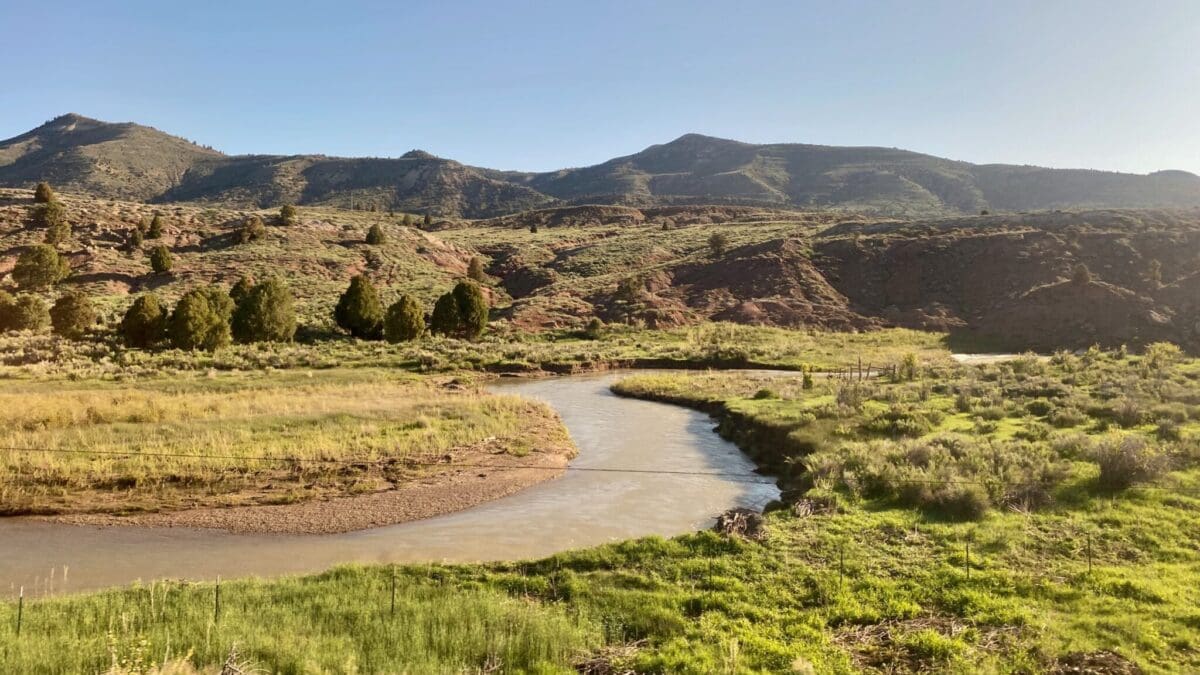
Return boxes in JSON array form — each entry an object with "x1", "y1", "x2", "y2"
[{"x1": 714, "y1": 507, "x2": 766, "y2": 540}]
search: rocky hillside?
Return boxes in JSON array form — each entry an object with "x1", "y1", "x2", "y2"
[
  {"x1": 3, "y1": 115, "x2": 1199, "y2": 218},
  {"x1": 3, "y1": 185, "x2": 1199, "y2": 352}
]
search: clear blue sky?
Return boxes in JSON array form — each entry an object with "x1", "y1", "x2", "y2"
[{"x1": 5, "y1": 0, "x2": 1199, "y2": 174}]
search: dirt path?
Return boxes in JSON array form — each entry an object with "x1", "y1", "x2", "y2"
[{"x1": 41, "y1": 444, "x2": 572, "y2": 535}]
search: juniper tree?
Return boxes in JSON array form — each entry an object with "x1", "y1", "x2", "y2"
[
  {"x1": 33, "y1": 181, "x2": 55, "y2": 204},
  {"x1": 121, "y1": 293, "x2": 168, "y2": 348},
  {"x1": 147, "y1": 214, "x2": 165, "y2": 238},
  {"x1": 49, "y1": 292, "x2": 96, "y2": 340},
  {"x1": 334, "y1": 274, "x2": 384, "y2": 339},
  {"x1": 452, "y1": 280, "x2": 488, "y2": 339},
  {"x1": 429, "y1": 292, "x2": 460, "y2": 337},
  {"x1": 279, "y1": 204, "x2": 298, "y2": 226},
  {"x1": 7, "y1": 295, "x2": 49, "y2": 332},
  {"x1": 366, "y1": 223, "x2": 387, "y2": 245},
  {"x1": 232, "y1": 277, "x2": 297, "y2": 343},
  {"x1": 149, "y1": 245, "x2": 173, "y2": 273},
  {"x1": 239, "y1": 215, "x2": 266, "y2": 244},
  {"x1": 13, "y1": 244, "x2": 70, "y2": 289},
  {"x1": 383, "y1": 294, "x2": 424, "y2": 343},
  {"x1": 169, "y1": 290, "x2": 231, "y2": 351},
  {"x1": 467, "y1": 256, "x2": 486, "y2": 282}
]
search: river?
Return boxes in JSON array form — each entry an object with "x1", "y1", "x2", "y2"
[{"x1": 0, "y1": 372, "x2": 778, "y2": 596}]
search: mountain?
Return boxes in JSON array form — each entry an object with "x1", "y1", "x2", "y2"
[{"x1": 3, "y1": 114, "x2": 1199, "y2": 217}]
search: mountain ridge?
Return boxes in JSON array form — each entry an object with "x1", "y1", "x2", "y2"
[{"x1": 2, "y1": 113, "x2": 1198, "y2": 218}]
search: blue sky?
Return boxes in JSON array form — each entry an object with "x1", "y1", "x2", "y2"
[{"x1": 4, "y1": 0, "x2": 1199, "y2": 173}]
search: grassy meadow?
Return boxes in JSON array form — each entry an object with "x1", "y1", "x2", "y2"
[{"x1": 0, "y1": 368, "x2": 568, "y2": 516}]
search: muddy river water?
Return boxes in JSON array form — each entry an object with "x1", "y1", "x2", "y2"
[{"x1": 0, "y1": 372, "x2": 778, "y2": 596}]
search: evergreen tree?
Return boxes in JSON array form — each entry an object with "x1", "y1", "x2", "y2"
[
  {"x1": 467, "y1": 256, "x2": 486, "y2": 282},
  {"x1": 1072, "y1": 263, "x2": 1093, "y2": 284},
  {"x1": 13, "y1": 244, "x2": 70, "y2": 289},
  {"x1": 429, "y1": 292, "x2": 460, "y2": 337},
  {"x1": 169, "y1": 290, "x2": 231, "y2": 351},
  {"x1": 232, "y1": 277, "x2": 297, "y2": 343},
  {"x1": 279, "y1": 204, "x2": 298, "y2": 225},
  {"x1": 452, "y1": 280, "x2": 489, "y2": 339},
  {"x1": 137, "y1": 216, "x2": 151, "y2": 235},
  {"x1": 239, "y1": 215, "x2": 266, "y2": 243},
  {"x1": 9, "y1": 295, "x2": 49, "y2": 332},
  {"x1": 50, "y1": 292, "x2": 96, "y2": 340},
  {"x1": 32, "y1": 201, "x2": 68, "y2": 244},
  {"x1": 334, "y1": 274, "x2": 384, "y2": 339},
  {"x1": 33, "y1": 181, "x2": 55, "y2": 204},
  {"x1": 150, "y1": 245, "x2": 173, "y2": 273},
  {"x1": 423, "y1": 213, "x2": 432, "y2": 228},
  {"x1": 383, "y1": 294, "x2": 424, "y2": 343},
  {"x1": 147, "y1": 214, "x2": 165, "y2": 238},
  {"x1": 128, "y1": 227, "x2": 144, "y2": 249},
  {"x1": 230, "y1": 276, "x2": 255, "y2": 305},
  {"x1": 0, "y1": 290, "x2": 15, "y2": 332},
  {"x1": 121, "y1": 294, "x2": 168, "y2": 348},
  {"x1": 707, "y1": 231, "x2": 730, "y2": 257},
  {"x1": 198, "y1": 285, "x2": 235, "y2": 323},
  {"x1": 366, "y1": 223, "x2": 387, "y2": 245}
]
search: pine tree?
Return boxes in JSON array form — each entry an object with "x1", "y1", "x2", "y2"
[
  {"x1": 121, "y1": 294, "x2": 168, "y2": 348},
  {"x1": 384, "y1": 294, "x2": 424, "y2": 343},
  {"x1": 147, "y1": 214, "x2": 165, "y2": 238},
  {"x1": 334, "y1": 274, "x2": 384, "y2": 339},
  {"x1": 169, "y1": 290, "x2": 231, "y2": 351},
  {"x1": 149, "y1": 245, "x2": 173, "y2": 274},
  {"x1": 232, "y1": 277, "x2": 297, "y2": 343},
  {"x1": 33, "y1": 181, "x2": 55, "y2": 204},
  {"x1": 452, "y1": 280, "x2": 489, "y2": 339},
  {"x1": 50, "y1": 292, "x2": 96, "y2": 340},
  {"x1": 13, "y1": 244, "x2": 70, "y2": 289},
  {"x1": 429, "y1": 292, "x2": 460, "y2": 337}
]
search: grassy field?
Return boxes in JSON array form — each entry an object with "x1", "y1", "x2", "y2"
[
  {"x1": 0, "y1": 368, "x2": 569, "y2": 516},
  {"x1": 3, "y1": 347, "x2": 1199, "y2": 672}
]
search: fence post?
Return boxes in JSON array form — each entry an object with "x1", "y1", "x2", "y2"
[
  {"x1": 965, "y1": 542, "x2": 970, "y2": 580},
  {"x1": 1087, "y1": 534, "x2": 1093, "y2": 575},
  {"x1": 214, "y1": 576, "x2": 221, "y2": 624},
  {"x1": 390, "y1": 565, "x2": 397, "y2": 617},
  {"x1": 15, "y1": 586, "x2": 23, "y2": 637}
]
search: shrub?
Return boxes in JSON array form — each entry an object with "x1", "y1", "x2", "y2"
[
  {"x1": 975, "y1": 405, "x2": 1006, "y2": 421},
  {"x1": 149, "y1": 245, "x2": 173, "y2": 273},
  {"x1": 1025, "y1": 399, "x2": 1054, "y2": 417},
  {"x1": 239, "y1": 216, "x2": 266, "y2": 244},
  {"x1": 423, "y1": 213, "x2": 432, "y2": 228},
  {"x1": 899, "y1": 353, "x2": 919, "y2": 381},
  {"x1": 49, "y1": 292, "x2": 96, "y2": 339},
  {"x1": 6, "y1": 295, "x2": 50, "y2": 332},
  {"x1": 583, "y1": 317, "x2": 604, "y2": 340},
  {"x1": 862, "y1": 405, "x2": 941, "y2": 438},
  {"x1": 232, "y1": 277, "x2": 297, "y2": 343},
  {"x1": 365, "y1": 223, "x2": 387, "y2": 245},
  {"x1": 1072, "y1": 263, "x2": 1092, "y2": 284},
  {"x1": 1049, "y1": 407, "x2": 1087, "y2": 428},
  {"x1": 926, "y1": 484, "x2": 990, "y2": 521},
  {"x1": 121, "y1": 294, "x2": 168, "y2": 348},
  {"x1": 168, "y1": 290, "x2": 231, "y2": 351},
  {"x1": 383, "y1": 294, "x2": 424, "y2": 343},
  {"x1": 279, "y1": 204, "x2": 298, "y2": 225},
  {"x1": 33, "y1": 201, "x2": 69, "y2": 244},
  {"x1": 0, "y1": 291, "x2": 14, "y2": 332},
  {"x1": 1156, "y1": 419, "x2": 1183, "y2": 442},
  {"x1": 1142, "y1": 342, "x2": 1182, "y2": 373},
  {"x1": 467, "y1": 256, "x2": 486, "y2": 282},
  {"x1": 452, "y1": 280, "x2": 489, "y2": 339},
  {"x1": 230, "y1": 276, "x2": 255, "y2": 305},
  {"x1": 802, "y1": 370, "x2": 814, "y2": 390},
  {"x1": 1111, "y1": 398, "x2": 1145, "y2": 428},
  {"x1": 334, "y1": 274, "x2": 384, "y2": 339},
  {"x1": 199, "y1": 285, "x2": 235, "y2": 323},
  {"x1": 429, "y1": 292, "x2": 460, "y2": 337},
  {"x1": 13, "y1": 244, "x2": 70, "y2": 289},
  {"x1": 1093, "y1": 435, "x2": 1164, "y2": 490},
  {"x1": 147, "y1": 214, "x2": 165, "y2": 238},
  {"x1": 33, "y1": 181, "x2": 55, "y2": 203},
  {"x1": 753, "y1": 388, "x2": 778, "y2": 400},
  {"x1": 128, "y1": 228, "x2": 144, "y2": 249},
  {"x1": 707, "y1": 232, "x2": 729, "y2": 257}
]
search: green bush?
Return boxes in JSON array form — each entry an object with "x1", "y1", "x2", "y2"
[
  {"x1": 365, "y1": 223, "x2": 387, "y2": 245},
  {"x1": 430, "y1": 292, "x2": 460, "y2": 337},
  {"x1": 467, "y1": 256, "x2": 486, "y2": 282},
  {"x1": 383, "y1": 294, "x2": 424, "y2": 343},
  {"x1": 334, "y1": 275, "x2": 384, "y2": 339},
  {"x1": 169, "y1": 289, "x2": 231, "y2": 351},
  {"x1": 147, "y1": 214, "x2": 165, "y2": 238},
  {"x1": 239, "y1": 215, "x2": 266, "y2": 243},
  {"x1": 583, "y1": 317, "x2": 604, "y2": 340},
  {"x1": 452, "y1": 280, "x2": 489, "y2": 339},
  {"x1": 149, "y1": 245, "x2": 173, "y2": 273},
  {"x1": 707, "y1": 231, "x2": 729, "y2": 257},
  {"x1": 279, "y1": 204, "x2": 298, "y2": 225},
  {"x1": 230, "y1": 276, "x2": 254, "y2": 305},
  {"x1": 6, "y1": 295, "x2": 50, "y2": 332},
  {"x1": 49, "y1": 292, "x2": 96, "y2": 340},
  {"x1": 1049, "y1": 407, "x2": 1087, "y2": 428},
  {"x1": 121, "y1": 294, "x2": 168, "y2": 348},
  {"x1": 198, "y1": 285, "x2": 235, "y2": 323},
  {"x1": 32, "y1": 201, "x2": 69, "y2": 244},
  {"x1": 1093, "y1": 435, "x2": 1164, "y2": 490},
  {"x1": 33, "y1": 181, "x2": 55, "y2": 203},
  {"x1": 232, "y1": 277, "x2": 297, "y2": 343},
  {"x1": 12, "y1": 244, "x2": 70, "y2": 289},
  {"x1": 861, "y1": 405, "x2": 941, "y2": 438},
  {"x1": 1025, "y1": 399, "x2": 1054, "y2": 417},
  {"x1": 128, "y1": 228, "x2": 144, "y2": 249}
]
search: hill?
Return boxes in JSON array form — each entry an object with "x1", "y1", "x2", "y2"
[{"x1": 3, "y1": 115, "x2": 1199, "y2": 217}]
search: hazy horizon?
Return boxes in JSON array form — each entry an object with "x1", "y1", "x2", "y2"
[{"x1": 5, "y1": 0, "x2": 1199, "y2": 175}]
